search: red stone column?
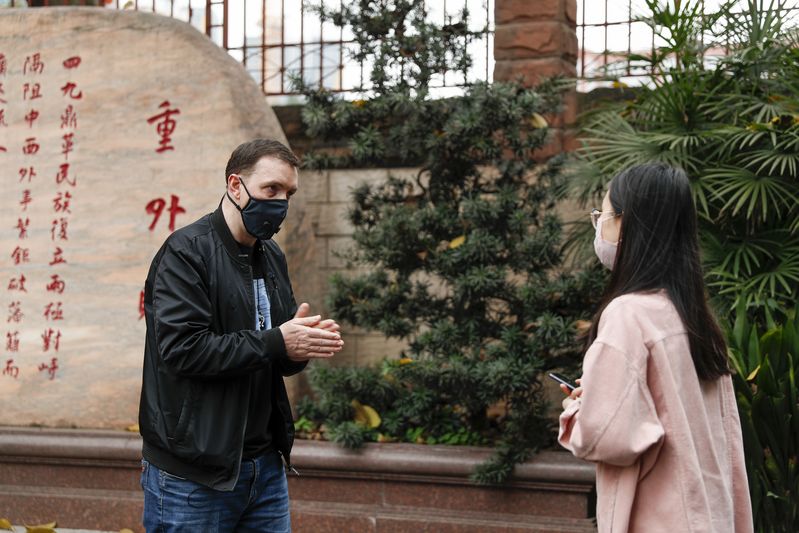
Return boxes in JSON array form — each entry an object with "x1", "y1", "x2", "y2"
[{"x1": 493, "y1": 0, "x2": 579, "y2": 157}]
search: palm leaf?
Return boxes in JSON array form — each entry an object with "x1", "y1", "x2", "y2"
[
  {"x1": 712, "y1": 235, "x2": 783, "y2": 278},
  {"x1": 774, "y1": 128, "x2": 799, "y2": 153},
  {"x1": 740, "y1": 149, "x2": 799, "y2": 177},
  {"x1": 647, "y1": 131, "x2": 713, "y2": 151},
  {"x1": 690, "y1": 179, "x2": 712, "y2": 219},
  {"x1": 712, "y1": 127, "x2": 776, "y2": 159},
  {"x1": 711, "y1": 243, "x2": 799, "y2": 304},
  {"x1": 703, "y1": 167, "x2": 799, "y2": 222}
]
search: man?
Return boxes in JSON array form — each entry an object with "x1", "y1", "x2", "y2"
[{"x1": 138, "y1": 139, "x2": 343, "y2": 532}]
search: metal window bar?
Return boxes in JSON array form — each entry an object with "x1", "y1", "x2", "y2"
[
  {"x1": 280, "y1": 0, "x2": 285, "y2": 94},
  {"x1": 262, "y1": 0, "x2": 267, "y2": 93},
  {"x1": 10, "y1": 0, "x2": 100, "y2": 4},
  {"x1": 13, "y1": 0, "x2": 493, "y2": 97},
  {"x1": 576, "y1": 0, "x2": 799, "y2": 88}
]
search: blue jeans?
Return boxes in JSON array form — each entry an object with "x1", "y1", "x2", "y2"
[{"x1": 141, "y1": 452, "x2": 290, "y2": 533}]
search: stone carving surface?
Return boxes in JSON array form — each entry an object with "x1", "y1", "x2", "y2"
[{"x1": 0, "y1": 7, "x2": 287, "y2": 427}]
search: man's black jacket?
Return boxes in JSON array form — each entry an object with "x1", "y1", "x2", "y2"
[{"x1": 138, "y1": 206, "x2": 306, "y2": 490}]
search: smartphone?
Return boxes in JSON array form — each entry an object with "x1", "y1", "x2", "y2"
[{"x1": 548, "y1": 372, "x2": 576, "y2": 392}]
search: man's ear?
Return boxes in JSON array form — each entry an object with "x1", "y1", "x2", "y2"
[{"x1": 227, "y1": 174, "x2": 241, "y2": 199}]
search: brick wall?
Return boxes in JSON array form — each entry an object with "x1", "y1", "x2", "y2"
[{"x1": 494, "y1": 0, "x2": 579, "y2": 155}]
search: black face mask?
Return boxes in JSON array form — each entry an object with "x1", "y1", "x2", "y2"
[{"x1": 227, "y1": 179, "x2": 288, "y2": 241}]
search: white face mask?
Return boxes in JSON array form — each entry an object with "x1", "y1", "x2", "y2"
[{"x1": 593, "y1": 216, "x2": 618, "y2": 270}]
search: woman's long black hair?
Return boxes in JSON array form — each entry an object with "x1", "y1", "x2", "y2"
[{"x1": 588, "y1": 162, "x2": 729, "y2": 381}]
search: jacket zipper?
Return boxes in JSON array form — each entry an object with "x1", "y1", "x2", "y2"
[
  {"x1": 229, "y1": 262, "x2": 254, "y2": 489},
  {"x1": 246, "y1": 264, "x2": 257, "y2": 328},
  {"x1": 261, "y1": 248, "x2": 298, "y2": 477}
]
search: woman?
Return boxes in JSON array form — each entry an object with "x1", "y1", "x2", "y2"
[{"x1": 559, "y1": 163, "x2": 753, "y2": 532}]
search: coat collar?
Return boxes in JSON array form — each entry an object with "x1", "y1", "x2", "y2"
[{"x1": 211, "y1": 201, "x2": 256, "y2": 265}]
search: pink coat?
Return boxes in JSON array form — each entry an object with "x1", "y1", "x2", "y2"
[{"x1": 558, "y1": 292, "x2": 753, "y2": 533}]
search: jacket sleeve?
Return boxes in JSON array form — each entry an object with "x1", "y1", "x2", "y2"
[
  {"x1": 153, "y1": 242, "x2": 288, "y2": 379},
  {"x1": 558, "y1": 338, "x2": 664, "y2": 466}
]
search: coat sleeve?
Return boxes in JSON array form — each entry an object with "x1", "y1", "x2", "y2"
[
  {"x1": 558, "y1": 338, "x2": 664, "y2": 467},
  {"x1": 152, "y1": 243, "x2": 288, "y2": 379}
]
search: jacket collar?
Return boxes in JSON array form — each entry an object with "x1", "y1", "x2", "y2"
[{"x1": 211, "y1": 201, "x2": 254, "y2": 265}]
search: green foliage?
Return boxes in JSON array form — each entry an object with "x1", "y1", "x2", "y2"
[
  {"x1": 311, "y1": 0, "x2": 479, "y2": 94},
  {"x1": 569, "y1": 2, "x2": 799, "y2": 524},
  {"x1": 569, "y1": 0, "x2": 799, "y2": 322},
  {"x1": 296, "y1": 361, "x2": 490, "y2": 448},
  {"x1": 295, "y1": 0, "x2": 605, "y2": 483},
  {"x1": 727, "y1": 307, "x2": 799, "y2": 533}
]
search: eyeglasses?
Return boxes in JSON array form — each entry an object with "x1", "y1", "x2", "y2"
[{"x1": 590, "y1": 208, "x2": 621, "y2": 229}]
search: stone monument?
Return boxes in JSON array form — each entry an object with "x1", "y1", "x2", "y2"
[{"x1": 0, "y1": 7, "x2": 289, "y2": 428}]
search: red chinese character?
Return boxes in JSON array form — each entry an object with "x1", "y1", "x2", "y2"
[
  {"x1": 11, "y1": 246, "x2": 30, "y2": 265},
  {"x1": 15, "y1": 217, "x2": 30, "y2": 239},
  {"x1": 42, "y1": 328, "x2": 61, "y2": 352},
  {"x1": 25, "y1": 109, "x2": 39, "y2": 128},
  {"x1": 38, "y1": 357, "x2": 58, "y2": 380},
  {"x1": 55, "y1": 163, "x2": 76, "y2": 187},
  {"x1": 49, "y1": 247, "x2": 67, "y2": 266},
  {"x1": 139, "y1": 289, "x2": 145, "y2": 320},
  {"x1": 19, "y1": 167, "x2": 36, "y2": 183},
  {"x1": 23, "y1": 53, "x2": 44, "y2": 75},
  {"x1": 53, "y1": 191, "x2": 72, "y2": 213},
  {"x1": 23, "y1": 82, "x2": 42, "y2": 100},
  {"x1": 146, "y1": 194, "x2": 186, "y2": 232},
  {"x1": 23, "y1": 137, "x2": 40, "y2": 155},
  {"x1": 7, "y1": 301, "x2": 23, "y2": 323},
  {"x1": 0, "y1": 82, "x2": 6, "y2": 104},
  {"x1": 3, "y1": 359, "x2": 19, "y2": 379},
  {"x1": 0, "y1": 109, "x2": 6, "y2": 127},
  {"x1": 20, "y1": 189, "x2": 33, "y2": 210},
  {"x1": 8, "y1": 274, "x2": 27, "y2": 293},
  {"x1": 61, "y1": 133, "x2": 74, "y2": 160},
  {"x1": 147, "y1": 101, "x2": 180, "y2": 153},
  {"x1": 61, "y1": 105, "x2": 77, "y2": 129},
  {"x1": 51, "y1": 218, "x2": 69, "y2": 241},
  {"x1": 46, "y1": 274, "x2": 65, "y2": 294},
  {"x1": 0, "y1": 54, "x2": 6, "y2": 76},
  {"x1": 5, "y1": 332, "x2": 19, "y2": 353},
  {"x1": 43, "y1": 302, "x2": 64, "y2": 321},
  {"x1": 60, "y1": 81, "x2": 83, "y2": 100},
  {"x1": 63, "y1": 56, "x2": 81, "y2": 69}
]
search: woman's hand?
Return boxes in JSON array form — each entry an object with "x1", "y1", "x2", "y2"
[{"x1": 561, "y1": 378, "x2": 583, "y2": 410}]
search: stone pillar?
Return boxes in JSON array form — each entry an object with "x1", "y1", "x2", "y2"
[{"x1": 493, "y1": 0, "x2": 579, "y2": 156}]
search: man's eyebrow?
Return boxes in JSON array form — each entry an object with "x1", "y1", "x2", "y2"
[
  {"x1": 260, "y1": 179, "x2": 287, "y2": 187},
  {"x1": 260, "y1": 179, "x2": 298, "y2": 194}
]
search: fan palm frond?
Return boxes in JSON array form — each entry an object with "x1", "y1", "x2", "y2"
[
  {"x1": 711, "y1": 126, "x2": 776, "y2": 159},
  {"x1": 713, "y1": 234, "x2": 784, "y2": 279},
  {"x1": 703, "y1": 167, "x2": 798, "y2": 221},
  {"x1": 740, "y1": 149, "x2": 799, "y2": 177}
]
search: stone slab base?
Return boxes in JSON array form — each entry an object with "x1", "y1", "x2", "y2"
[
  {"x1": 0, "y1": 427, "x2": 596, "y2": 532},
  {"x1": 293, "y1": 500, "x2": 595, "y2": 532}
]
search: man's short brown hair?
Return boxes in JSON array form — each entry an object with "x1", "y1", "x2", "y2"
[{"x1": 225, "y1": 138, "x2": 299, "y2": 184}]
